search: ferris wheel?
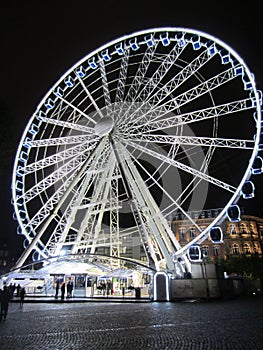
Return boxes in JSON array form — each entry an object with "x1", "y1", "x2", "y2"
[{"x1": 12, "y1": 28, "x2": 262, "y2": 274}]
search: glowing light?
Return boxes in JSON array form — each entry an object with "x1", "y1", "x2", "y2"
[{"x1": 153, "y1": 272, "x2": 170, "y2": 301}]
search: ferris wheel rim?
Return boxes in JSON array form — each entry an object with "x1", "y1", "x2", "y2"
[{"x1": 12, "y1": 27, "x2": 262, "y2": 268}]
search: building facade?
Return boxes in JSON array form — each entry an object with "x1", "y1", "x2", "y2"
[
  {"x1": 171, "y1": 208, "x2": 263, "y2": 262},
  {"x1": 96, "y1": 208, "x2": 263, "y2": 265}
]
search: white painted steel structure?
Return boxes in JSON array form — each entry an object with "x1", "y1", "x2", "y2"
[{"x1": 12, "y1": 28, "x2": 262, "y2": 275}]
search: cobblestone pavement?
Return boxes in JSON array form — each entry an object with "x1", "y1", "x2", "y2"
[{"x1": 0, "y1": 296, "x2": 262, "y2": 350}]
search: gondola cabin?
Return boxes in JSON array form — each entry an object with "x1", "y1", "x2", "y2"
[
  {"x1": 209, "y1": 226, "x2": 223, "y2": 243},
  {"x1": 252, "y1": 156, "x2": 263, "y2": 175},
  {"x1": 227, "y1": 204, "x2": 241, "y2": 222},
  {"x1": 241, "y1": 180, "x2": 255, "y2": 199},
  {"x1": 187, "y1": 244, "x2": 202, "y2": 262}
]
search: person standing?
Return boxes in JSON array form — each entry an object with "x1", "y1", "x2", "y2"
[
  {"x1": 20, "y1": 287, "x2": 26, "y2": 307},
  {"x1": 16, "y1": 284, "x2": 21, "y2": 298},
  {"x1": 61, "y1": 282, "x2": 66, "y2": 301},
  {"x1": 70, "y1": 281, "x2": 74, "y2": 297},
  {"x1": 0, "y1": 285, "x2": 11, "y2": 321},
  {"x1": 67, "y1": 281, "x2": 73, "y2": 298},
  {"x1": 55, "y1": 279, "x2": 60, "y2": 299}
]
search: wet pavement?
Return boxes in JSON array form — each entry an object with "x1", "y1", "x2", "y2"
[{"x1": 0, "y1": 296, "x2": 263, "y2": 349}]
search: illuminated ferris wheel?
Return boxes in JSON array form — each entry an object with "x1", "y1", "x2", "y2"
[{"x1": 12, "y1": 28, "x2": 262, "y2": 274}]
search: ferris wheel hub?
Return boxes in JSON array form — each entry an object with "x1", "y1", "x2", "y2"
[{"x1": 94, "y1": 117, "x2": 114, "y2": 136}]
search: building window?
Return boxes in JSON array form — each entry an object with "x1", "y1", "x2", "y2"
[
  {"x1": 249, "y1": 222, "x2": 256, "y2": 234},
  {"x1": 243, "y1": 243, "x2": 250, "y2": 254},
  {"x1": 179, "y1": 227, "x2": 185, "y2": 240},
  {"x1": 230, "y1": 224, "x2": 236, "y2": 235},
  {"x1": 190, "y1": 228, "x2": 196, "y2": 239},
  {"x1": 213, "y1": 246, "x2": 220, "y2": 257},
  {"x1": 231, "y1": 243, "x2": 240, "y2": 255},
  {"x1": 207, "y1": 211, "x2": 212, "y2": 218},
  {"x1": 194, "y1": 212, "x2": 199, "y2": 219},
  {"x1": 239, "y1": 223, "x2": 247, "y2": 234},
  {"x1": 140, "y1": 256, "x2": 147, "y2": 261},
  {"x1": 120, "y1": 246, "x2": 127, "y2": 254},
  {"x1": 201, "y1": 245, "x2": 209, "y2": 258}
]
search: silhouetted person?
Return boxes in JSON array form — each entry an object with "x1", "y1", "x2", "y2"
[
  {"x1": 55, "y1": 280, "x2": 60, "y2": 299},
  {"x1": 70, "y1": 281, "x2": 74, "y2": 297},
  {"x1": 106, "y1": 281, "x2": 111, "y2": 297},
  {"x1": 20, "y1": 287, "x2": 26, "y2": 307},
  {"x1": 101, "y1": 281, "x2": 106, "y2": 296},
  {"x1": 0, "y1": 285, "x2": 11, "y2": 320},
  {"x1": 16, "y1": 284, "x2": 21, "y2": 297},
  {"x1": 67, "y1": 281, "x2": 73, "y2": 298},
  {"x1": 61, "y1": 282, "x2": 66, "y2": 300}
]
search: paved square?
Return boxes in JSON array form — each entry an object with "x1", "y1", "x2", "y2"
[{"x1": 1, "y1": 296, "x2": 262, "y2": 349}]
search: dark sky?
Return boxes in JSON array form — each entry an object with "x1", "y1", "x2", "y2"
[{"x1": 1, "y1": 1, "x2": 263, "y2": 255}]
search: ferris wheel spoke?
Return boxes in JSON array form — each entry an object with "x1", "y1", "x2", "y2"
[
  {"x1": 122, "y1": 138, "x2": 236, "y2": 193},
  {"x1": 121, "y1": 42, "x2": 216, "y2": 127},
  {"x1": 125, "y1": 98, "x2": 254, "y2": 134},
  {"x1": 16, "y1": 172, "x2": 80, "y2": 266},
  {"x1": 18, "y1": 155, "x2": 87, "y2": 203},
  {"x1": 121, "y1": 65, "x2": 242, "y2": 131},
  {"x1": 125, "y1": 44, "x2": 157, "y2": 101},
  {"x1": 52, "y1": 89, "x2": 97, "y2": 124},
  {"x1": 99, "y1": 59, "x2": 112, "y2": 116},
  {"x1": 127, "y1": 149, "x2": 203, "y2": 232},
  {"x1": 176, "y1": 150, "x2": 213, "y2": 213},
  {"x1": 116, "y1": 39, "x2": 188, "y2": 126},
  {"x1": 37, "y1": 115, "x2": 94, "y2": 133},
  {"x1": 50, "y1": 141, "x2": 111, "y2": 231},
  {"x1": 23, "y1": 171, "x2": 77, "y2": 233},
  {"x1": 114, "y1": 48, "x2": 130, "y2": 108},
  {"x1": 20, "y1": 141, "x2": 98, "y2": 175},
  {"x1": 76, "y1": 78, "x2": 104, "y2": 120},
  {"x1": 164, "y1": 142, "x2": 215, "y2": 215},
  {"x1": 116, "y1": 44, "x2": 157, "y2": 124},
  {"x1": 25, "y1": 134, "x2": 99, "y2": 147},
  {"x1": 123, "y1": 133, "x2": 255, "y2": 149}
]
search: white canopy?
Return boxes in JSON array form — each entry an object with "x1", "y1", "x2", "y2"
[{"x1": 37, "y1": 260, "x2": 110, "y2": 276}]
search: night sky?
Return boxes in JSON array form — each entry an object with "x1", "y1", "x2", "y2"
[{"x1": 1, "y1": 1, "x2": 263, "y2": 256}]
